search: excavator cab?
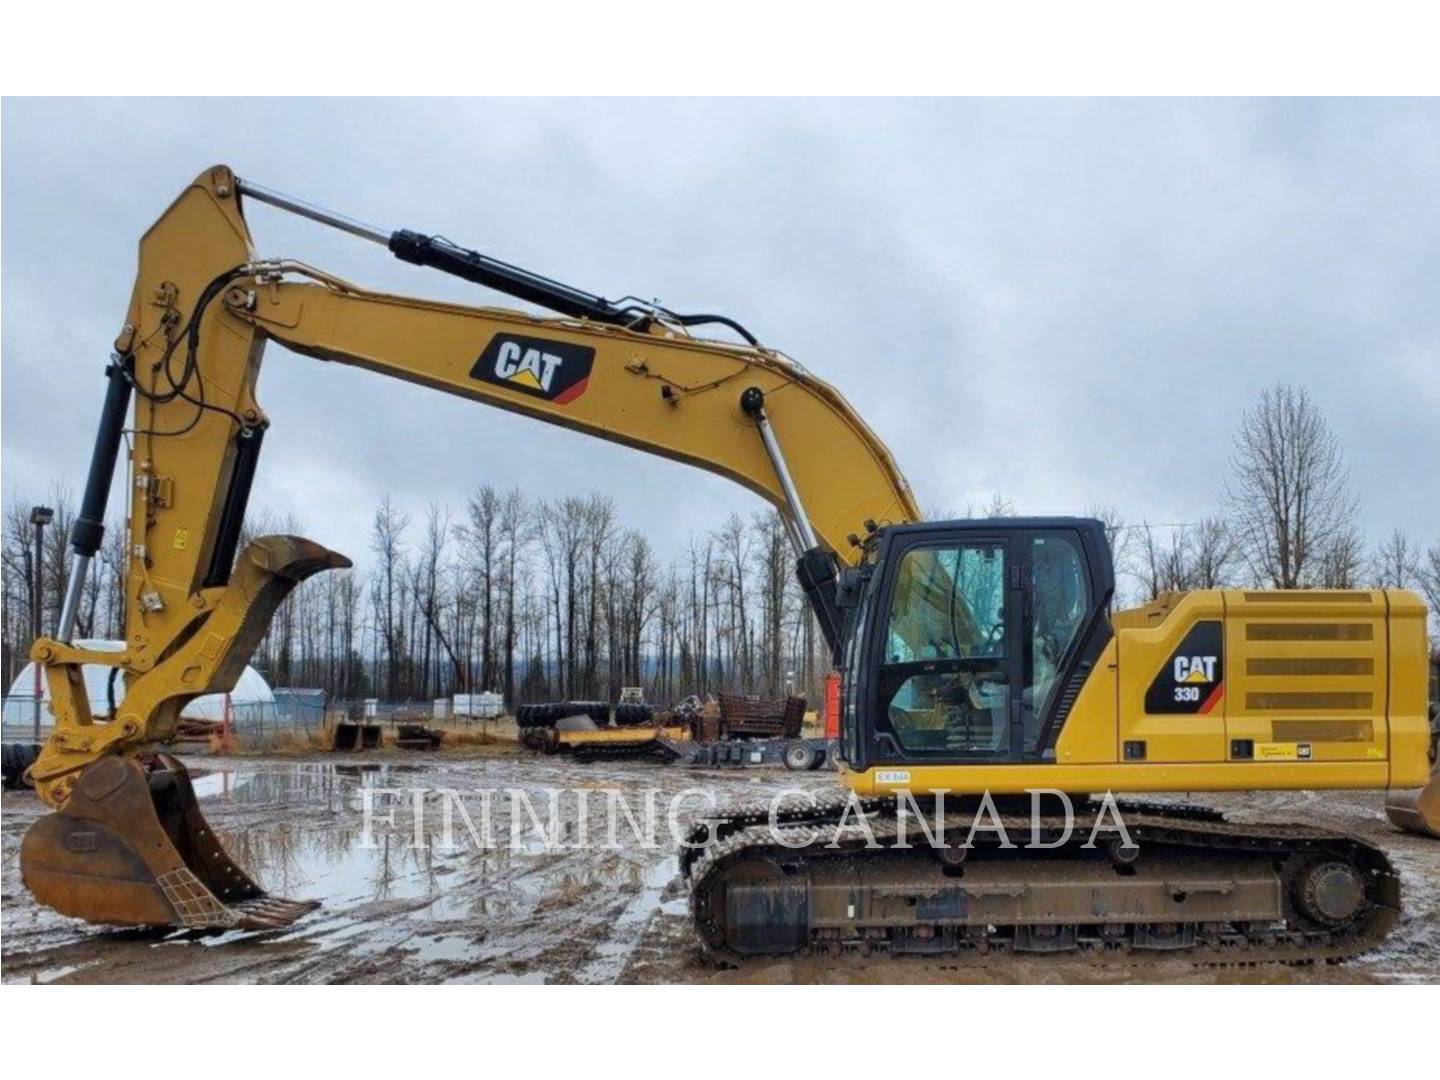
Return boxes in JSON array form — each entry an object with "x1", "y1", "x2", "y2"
[{"x1": 840, "y1": 517, "x2": 1114, "y2": 771}]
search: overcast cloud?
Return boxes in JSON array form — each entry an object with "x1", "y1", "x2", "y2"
[{"x1": 2, "y1": 98, "x2": 1436, "y2": 577}]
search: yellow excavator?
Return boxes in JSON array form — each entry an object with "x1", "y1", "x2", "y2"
[{"x1": 20, "y1": 166, "x2": 1438, "y2": 963}]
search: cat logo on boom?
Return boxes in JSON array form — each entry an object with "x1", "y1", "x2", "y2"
[{"x1": 471, "y1": 333, "x2": 596, "y2": 404}]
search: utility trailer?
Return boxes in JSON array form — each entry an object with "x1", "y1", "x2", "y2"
[
  {"x1": 518, "y1": 706, "x2": 837, "y2": 771},
  {"x1": 670, "y1": 734, "x2": 837, "y2": 771},
  {"x1": 516, "y1": 692, "x2": 837, "y2": 769},
  {"x1": 523, "y1": 722, "x2": 837, "y2": 770}
]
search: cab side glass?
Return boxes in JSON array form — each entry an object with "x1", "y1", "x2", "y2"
[
  {"x1": 880, "y1": 543, "x2": 1010, "y2": 755},
  {"x1": 1025, "y1": 534, "x2": 1091, "y2": 747}
]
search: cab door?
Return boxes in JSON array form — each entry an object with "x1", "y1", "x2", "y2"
[
  {"x1": 1020, "y1": 530, "x2": 1101, "y2": 760},
  {"x1": 864, "y1": 530, "x2": 1025, "y2": 764}
]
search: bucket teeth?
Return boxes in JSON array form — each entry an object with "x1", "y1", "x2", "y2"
[{"x1": 20, "y1": 755, "x2": 319, "y2": 932}]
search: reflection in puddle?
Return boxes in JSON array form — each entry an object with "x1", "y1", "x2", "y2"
[
  {"x1": 161, "y1": 761, "x2": 683, "y2": 981},
  {"x1": 191, "y1": 762, "x2": 423, "y2": 806}
]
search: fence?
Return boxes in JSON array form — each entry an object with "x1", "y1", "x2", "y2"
[
  {"x1": 0, "y1": 693, "x2": 309, "y2": 744},
  {"x1": 1, "y1": 690, "x2": 523, "y2": 748},
  {"x1": 329, "y1": 698, "x2": 516, "y2": 737}
]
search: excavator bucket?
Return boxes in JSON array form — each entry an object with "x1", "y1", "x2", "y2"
[
  {"x1": 20, "y1": 753, "x2": 317, "y2": 931},
  {"x1": 1385, "y1": 774, "x2": 1440, "y2": 838},
  {"x1": 1388, "y1": 690, "x2": 1440, "y2": 838}
]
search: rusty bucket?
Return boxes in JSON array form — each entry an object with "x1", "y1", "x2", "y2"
[
  {"x1": 20, "y1": 753, "x2": 318, "y2": 930},
  {"x1": 1385, "y1": 773, "x2": 1440, "y2": 838}
]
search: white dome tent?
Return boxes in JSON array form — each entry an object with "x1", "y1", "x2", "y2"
[{"x1": 2, "y1": 639, "x2": 278, "y2": 739}]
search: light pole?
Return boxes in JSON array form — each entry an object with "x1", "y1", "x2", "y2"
[{"x1": 29, "y1": 506, "x2": 54, "y2": 742}]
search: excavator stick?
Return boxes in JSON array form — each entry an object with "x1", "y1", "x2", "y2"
[{"x1": 21, "y1": 753, "x2": 318, "y2": 930}]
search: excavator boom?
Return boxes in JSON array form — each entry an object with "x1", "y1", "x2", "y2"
[{"x1": 20, "y1": 165, "x2": 917, "y2": 931}]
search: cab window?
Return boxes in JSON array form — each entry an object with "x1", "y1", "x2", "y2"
[
  {"x1": 879, "y1": 543, "x2": 1009, "y2": 755},
  {"x1": 1027, "y1": 534, "x2": 1090, "y2": 728}
]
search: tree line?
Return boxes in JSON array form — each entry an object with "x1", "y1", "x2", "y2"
[
  {"x1": 3, "y1": 383, "x2": 1437, "y2": 704},
  {"x1": 2, "y1": 488, "x2": 826, "y2": 708}
]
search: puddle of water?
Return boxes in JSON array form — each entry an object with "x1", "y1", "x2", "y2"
[
  {"x1": 6, "y1": 961, "x2": 102, "y2": 985},
  {"x1": 192, "y1": 762, "x2": 422, "y2": 807},
  {"x1": 144, "y1": 762, "x2": 691, "y2": 974},
  {"x1": 575, "y1": 857, "x2": 676, "y2": 984}
]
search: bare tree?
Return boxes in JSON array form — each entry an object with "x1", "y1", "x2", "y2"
[
  {"x1": 1372, "y1": 527, "x2": 1420, "y2": 589},
  {"x1": 581, "y1": 495, "x2": 616, "y2": 698},
  {"x1": 458, "y1": 486, "x2": 501, "y2": 689},
  {"x1": 1316, "y1": 525, "x2": 1366, "y2": 589},
  {"x1": 497, "y1": 488, "x2": 529, "y2": 701},
  {"x1": 1227, "y1": 384, "x2": 1357, "y2": 588},
  {"x1": 416, "y1": 503, "x2": 462, "y2": 696},
  {"x1": 1134, "y1": 523, "x2": 1191, "y2": 599},
  {"x1": 1420, "y1": 539, "x2": 1440, "y2": 632},
  {"x1": 370, "y1": 495, "x2": 410, "y2": 699},
  {"x1": 1187, "y1": 517, "x2": 1239, "y2": 589},
  {"x1": 753, "y1": 510, "x2": 790, "y2": 695}
]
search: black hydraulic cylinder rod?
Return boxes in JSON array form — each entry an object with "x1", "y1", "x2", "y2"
[
  {"x1": 237, "y1": 177, "x2": 761, "y2": 344},
  {"x1": 70, "y1": 358, "x2": 133, "y2": 559},
  {"x1": 389, "y1": 230, "x2": 760, "y2": 343},
  {"x1": 202, "y1": 425, "x2": 265, "y2": 588},
  {"x1": 388, "y1": 230, "x2": 634, "y2": 325}
]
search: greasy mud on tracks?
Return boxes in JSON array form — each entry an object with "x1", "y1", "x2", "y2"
[{"x1": 2, "y1": 751, "x2": 1437, "y2": 984}]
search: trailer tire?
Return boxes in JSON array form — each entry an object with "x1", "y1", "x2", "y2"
[
  {"x1": 515, "y1": 704, "x2": 557, "y2": 730},
  {"x1": 2, "y1": 742, "x2": 39, "y2": 789},
  {"x1": 614, "y1": 703, "x2": 654, "y2": 727},
  {"x1": 824, "y1": 742, "x2": 843, "y2": 771},
  {"x1": 783, "y1": 741, "x2": 818, "y2": 772}
]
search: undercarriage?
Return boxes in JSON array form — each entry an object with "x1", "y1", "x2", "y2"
[{"x1": 683, "y1": 794, "x2": 1399, "y2": 966}]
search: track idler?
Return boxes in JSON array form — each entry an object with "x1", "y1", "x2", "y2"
[{"x1": 20, "y1": 753, "x2": 317, "y2": 931}]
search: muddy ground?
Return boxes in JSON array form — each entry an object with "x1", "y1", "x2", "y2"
[{"x1": 3, "y1": 747, "x2": 1437, "y2": 984}]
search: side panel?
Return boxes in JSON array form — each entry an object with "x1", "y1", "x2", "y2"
[
  {"x1": 1385, "y1": 590, "x2": 1434, "y2": 788},
  {"x1": 1053, "y1": 637, "x2": 1118, "y2": 765},
  {"x1": 1115, "y1": 592, "x2": 1229, "y2": 763},
  {"x1": 1224, "y1": 590, "x2": 1388, "y2": 765}
]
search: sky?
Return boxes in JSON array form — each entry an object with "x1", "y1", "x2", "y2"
[{"x1": 2, "y1": 98, "x2": 1437, "y2": 578}]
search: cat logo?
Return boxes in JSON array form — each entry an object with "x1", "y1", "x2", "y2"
[
  {"x1": 471, "y1": 333, "x2": 595, "y2": 404},
  {"x1": 495, "y1": 341, "x2": 564, "y2": 393},
  {"x1": 1174, "y1": 655, "x2": 1218, "y2": 684},
  {"x1": 1145, "y1": 620, "x2": 1225, "y2": 715}
]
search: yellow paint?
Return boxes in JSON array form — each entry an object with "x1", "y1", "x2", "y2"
[{"x1": 556, "y1": 725, "x2": 689, "y2": 747}]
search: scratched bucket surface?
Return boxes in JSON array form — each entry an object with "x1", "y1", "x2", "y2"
[{"x1": 20, "y1": 753, "x2": 319, "y2": 930}]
